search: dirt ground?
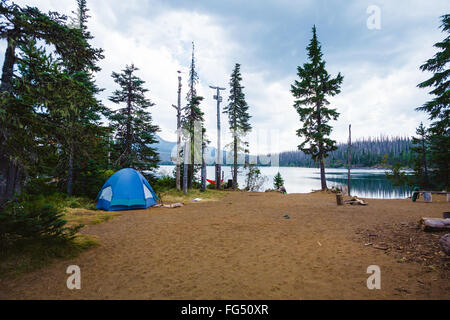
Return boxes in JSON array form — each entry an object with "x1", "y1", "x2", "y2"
[{"x1": 0, "y1": 191, "x2": 449, "y2": 300}]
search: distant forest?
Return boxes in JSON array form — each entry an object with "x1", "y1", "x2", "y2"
[{"x1": 275, "y1": 136, "x2": 413, "y2": 168}]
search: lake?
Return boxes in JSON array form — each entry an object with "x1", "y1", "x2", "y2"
[{"x1": 156, "y1": 165, "x2": 411, "y2": 199}]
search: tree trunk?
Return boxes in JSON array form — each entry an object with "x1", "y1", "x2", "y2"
[
  {"x1": 5, "y1": 160, "x2": 18, "y2": 199},
  {"x1": 188, "y1": 163, "x2": 193, "y2": 189},
  {"x1": 1, "y1": 34, "x2": 16, "y2": 93},
  {"x1": 201, "y1": 141, "x2": 206, "y2": 192},
  {"x1": 175, "y1": 121, "x2": 181, "y2": 192},
  {"x1": 176, "y1": 163, "x2": 181, "y2": 191},
  {"x1": 67, "y1": 142, "x2": 74, "y2": 196},
  {"x1": 316, "y1": 101, "x2": 327, "y2": 191},
  {"x1": 0, "y1": 34, "x2": 23, "y2": 204},
  {"x1": 183, "y1": 140, "x2": 189, "y2": 195},
  {"x1": 0, "y1": 36, "x2": 21, "y2": 205},
  {"x1": 188, "y1": 120, "x2": 194, "y2": 189},
  {"x1": 175, "y1": 75, "x2": 182, "y2": 192},
  {"x1": 233, "y1": 134, "x2": 238, "y2": 190},
  {"x1": 0, "y1": 152, "x2": 8, "y2": 205},
  {"x1": 421, "y1": 139, "x2": 429, "y2": 188},
  {"x1": 336, "y1": 193, "x2": 343, "y2": 205},
  {"x1": 319, "y1": 153, "x2": 327, "y2": 190},
  {"x1": 215, "y1": 92, "x2": 221, "y2": 190},
  {"x1": 125, "y1": 74, "x2": 132, "y2": 168}
]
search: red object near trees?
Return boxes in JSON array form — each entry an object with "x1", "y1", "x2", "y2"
[{"x1": 206, "y1": 179, "x2": 223, "y2": 185}]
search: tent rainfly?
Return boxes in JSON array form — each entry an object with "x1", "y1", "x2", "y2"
[{"x1": 96, "y1": 168, "x2": 159, "y2": 211}]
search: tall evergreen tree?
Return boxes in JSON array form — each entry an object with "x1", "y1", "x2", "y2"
[
  {"x1": 0, "y1": 0, "x2": 102, "y2": 203},
  {"x1": 109, "y1": 64, "x2": 160, "y2": 173},
  {"x1": 416, "y1": 14, "x2": 449, "y2": 133},
  {"x1": 62, "y1": 0, "x2": 106, "y2": 196},
  {"x1": 224, "y1": 63, "x2": 251, "y2": 190},
  {"x1": 12, "y1": 39, "x2": 110, "y2": 198},
  {"x1": 411, "y1": 122, "x2": 430, "y2": 188},
  {"x1": 182, "y1": 42, "x2": 204, "y2": 189},
  {"x1": 416, "y1": 14, "x2": 449, "y2": 188},
  {"x1": 290, "y1": 25, "x2": 343, "y2": 190}
]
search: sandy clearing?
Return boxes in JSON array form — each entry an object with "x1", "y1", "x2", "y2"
[{"x1": 0, "y1": 191, "x2": 449, "y2": 299}]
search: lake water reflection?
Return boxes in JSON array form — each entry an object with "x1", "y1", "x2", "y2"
[{"x1": 157, "y1": 165, "x2": 411, "y2": 199}]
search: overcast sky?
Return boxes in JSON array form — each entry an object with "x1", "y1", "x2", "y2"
[{"x1": 3, "y1": 0, "x2": 450, "y2": 153}]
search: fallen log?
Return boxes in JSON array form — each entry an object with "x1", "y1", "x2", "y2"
[
  {"x1": 163, "y1": 202, "x2": 184, "y2": 208},
  {"x1": 344, "y1": 198, "x2": 368, "y2": 206},
  {"x1": 154, "y1": 202, "x2": 184, "y2": 208},
  {"x1": 440, "y1": 234, "x2": 450, "y2": 256},
  {"x1": 419, "y1": 218, "x2": 450, "y2": 232}
]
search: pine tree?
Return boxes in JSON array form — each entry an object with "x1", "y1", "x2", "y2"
[
  {"x1": 411, "y1": 122, "x2": 430, "y2": 188},
  {"x1": 223, "y1": 63, "x2": 251, "y2": 190},
  {"x1": 290, "y1": 25, "x2": 343, "y2": 190},
  {"x1": 0, "y1": 0, "x2": 102, "y2": 203},
  {"x1": 416, "y1": 14, "x2": 449, "y2": 188},
  {"x1": 70, "y1": 0, "x2": 89, "y2": 31},
  {"x1": 182, "y1": 42, "x2": 204, "y2": 189},
  {"x1": 62, "y1": 0, "x2": 106, "y2": 196},
  {"x1": 416, "y1": 14, "x2": 449, "y2": 133},
  {"x1": 109, "y1": 64, "x2": 160, "y2": 173},
  {"x1": 273, "y1": 172, "x2": 284, "y2": 189}
]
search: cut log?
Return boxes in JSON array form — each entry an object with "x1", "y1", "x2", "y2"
[
  {"x1": 419, "y1": 218, "x2": 450, "y2": 232},
  {"x1": 440, "y1": 234, "x2": 450, "y2": 256}
]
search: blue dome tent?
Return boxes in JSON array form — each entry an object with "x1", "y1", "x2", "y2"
[{"x1": 96, "y1": 168, "x2": 159, "y2": 211}]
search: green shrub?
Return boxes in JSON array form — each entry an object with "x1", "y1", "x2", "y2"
[
  {"x1": 34, "y1": 193, "x2": 96, "y2": 210},
  {"x1": 152, "y1": 175, "x2": 176, "y2": 192},
  {"x1": 24, "y1": 176, "x2": 59, "y2": 196},
  {"x1": 273, "y1": 172, "x2": 285, "y2": 189},
  {"x1": 0, "y1": 198, "x2": 83, "y2": 250}
]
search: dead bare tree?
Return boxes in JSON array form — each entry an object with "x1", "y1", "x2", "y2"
[{"x1": 172, "y1": 71, "x2": 183, "y2": 191}]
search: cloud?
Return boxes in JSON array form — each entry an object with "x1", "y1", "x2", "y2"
[{"x1": 3, "y1": 0, "x2": 449, "y2": 154}]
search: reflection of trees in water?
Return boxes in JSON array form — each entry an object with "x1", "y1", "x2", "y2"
[{"x1": 319, "y1": 173, "x2": 411, "y2": 198}]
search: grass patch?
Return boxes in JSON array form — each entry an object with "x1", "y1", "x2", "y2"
[
  {"x1": 21, "y1": 193, "x2": 121, "y2": 227},
  {"x1": 40, "y1": 193, "x2": 97, "y2": 211},
  {"x1": 0, "y1": 234, "x2": 99, "y2": 279},
  {"x1": 63, "y1": 208, "x2": 121, "y2": 227},
  {"x1": 159, "y1": 188, "x2": 227, "y2": 203}
]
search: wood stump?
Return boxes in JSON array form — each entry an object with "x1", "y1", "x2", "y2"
[{"x1": 336, "y1": 193, "x2": 343, "y2": 206}]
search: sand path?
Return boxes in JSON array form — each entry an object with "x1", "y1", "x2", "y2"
[{"x1": 1, "y1": 192, "x2": 449, "y2": 299}]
